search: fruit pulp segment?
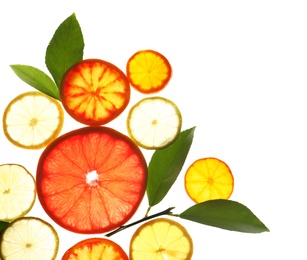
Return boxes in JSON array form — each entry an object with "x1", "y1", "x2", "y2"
[{"x1": 37, "y1": 128, "x2": 147, "y2": 233}]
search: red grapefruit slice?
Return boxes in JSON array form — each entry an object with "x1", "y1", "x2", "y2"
[{"x1": 36, "y1": 127, "x2": 148, "y2": 234}]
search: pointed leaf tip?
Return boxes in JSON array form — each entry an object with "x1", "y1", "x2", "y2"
[{"x1": 180, "y1": 199, "x2": 269, "y2": 233}]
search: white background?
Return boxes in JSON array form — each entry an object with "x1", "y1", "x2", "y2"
[{"x1": 1, "y1": 1, "x2": 307, "y2": 259}]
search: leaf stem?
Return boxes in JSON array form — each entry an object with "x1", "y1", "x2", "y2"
[{"x1": 105, "y1": 207, "x2": 175, "y2": 237}]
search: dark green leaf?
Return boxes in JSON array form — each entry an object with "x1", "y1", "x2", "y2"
[
  {"x1": 10, "y1": 65, "x2": 60, "y2": 100},
  {"x1": 45, "y1": 13, "x2": 84, "y2": 87},
  {"x1": 0, "y1": 221, "x2": 9, "y2": 234},
  {"x1": 180, "y1": 199, "x2": 269, "y2": 233},
  {"x1": 147, "y1": 127, "x2": 196, "y2": 207}
]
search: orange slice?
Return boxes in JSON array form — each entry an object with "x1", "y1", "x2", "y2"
[
  {"x1": 184, "y1": 157, "x2": 234, "y2": 203},
  {"x1": 62, "y1": 238, "x2": 128, "y2": 260},
  {"x1": 60, "y1": 59, "x2": 130, "y2": 125},
  {"x1": 36, "y1": 126, "x2": 147, "y2": 234},
  {"x1": 0, "y1": 164, "x2": 36, "y2": 222},
  {"x1": 129, "y1": 217, "x2": 193, "y2": 259},
  {"x1": 2, "y1": 91, "x2": 64, "y2": 149},
  {"x1": 126, "y1": 50, "x2": 172, "y2": 93}
]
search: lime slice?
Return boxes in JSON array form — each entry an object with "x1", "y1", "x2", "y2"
[
  {"x1": 130, "y1": 217, "x2": 193, "y2": 259},
  {"x1": 127, "y1": 97, "x2": 182, "y2": 149},
  {"x1": 2, "y1": 91, "x2": 64, "y2": 149},
  {"x1": 0, "y1": 217, "x2": 59, "y2": 260},
  {"x1": 0, "y1": 164, "x2": 36, "y2": 222}
]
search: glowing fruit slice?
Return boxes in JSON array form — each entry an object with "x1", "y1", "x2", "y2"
[
  {"x1": 2, "y1": 91, "x2": 64, "y2": 149},
  {"x1": 185, "y1": 157, "x2": 234, "y2": 203},
  {"x1": 126, "y1": 49, "x2": 172, "y2": 93},
  {"x1": 60, "y1": 59, "x2": 130, "y2": 125},
  {"x1": 127, "y1": 97, "x2": 182, "y2": 149},
  {"x1": 129, "y1": 217, "x2": 193, "y2": 259},
  {"x1": 36, "y1": 126, "x2": 147, "y2": 234},
  {"x1": 0, "y1": 217, "x2": 59, "y2": 260},
  {"x1": 0, "y1": 164, "x2": 36, "y2": 222},
  {"x1": 62, "y1": 238, "x2": 128, "y2": 260}
]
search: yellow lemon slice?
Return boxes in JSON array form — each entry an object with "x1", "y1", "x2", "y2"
[
  {"x1": 127, "y1": 97, "x2": 182, "y2": 149},
  {"x1": 0, "y1": 164, "x2": 36, "y2": 222},
  {"x1": 0, "y1": 217, "x2": 59, "y2": 260},
  {"x1": 129, "y1": 217, "x2": 193, "y2": 259},
  {"x1": 2, "y1": 91, "x2": 64, "y2": 149},
  {"x1": 185, "y1": 157, "x2": 234, "y2": 203}
]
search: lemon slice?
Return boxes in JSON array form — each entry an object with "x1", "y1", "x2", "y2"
[
  {"x1": 127, "y1": 97, "x2": 182, "y2": 149},
  {"x1": 185, "y1": 157, "x2": 234, "y2": 203},
  {"x1": 0, "y1": 217, "x2": 59, "y2": 260},
  {"x1": 2, "y1": 91, "x2": 64, "y2": 149},
  {"x1": 0, "y1": 164, "x2": 36, "y2": 222},
  {"x1": 129, "y1": 217, "x2": 193, "y2": 259}
]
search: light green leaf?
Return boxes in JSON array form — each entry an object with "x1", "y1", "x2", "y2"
[
  {"x1": 180, "y1": 199, "x2": 269, "y2": 233},
  {"x1": 45, "y1": 13, "x2": 84, "y2": 87},
  {"x1": 147, "y1": 127, "x2": 196, "y2": 207},
  {"x1": 10, "y1": 65, "x2": 60, "y2": 100}
]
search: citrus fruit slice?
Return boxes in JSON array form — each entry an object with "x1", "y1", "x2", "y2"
[
  {"x1": 126, "y1": 97, "x2": 182, "y2": 149},
  {"x1": 129, "y1": 217, "x2": 193, "y2": 259},
  {"x1": 0, "y1": 217, "x2": 59, "y2": 260},
  {"x1": 0, "y1": 164, "x2": 36, "y2": 222},
  {"x1": 60, "y1": 59, "x2": 130, "y2": 125},
  {"x1": 185, "y1": 157, "x2": 234, "y2": 203},
  {"x1": 126, "y1": 49, "x2": 172, "y2": 93},
  {"x1": 2, "y1": 91, "x2": 64, "y2": 149},
  {"x1": 62, "y1": 238, "x2": 128, "y2": 260},
  {"x1": 36, "y1": 126, "x2": 147, "y2": 234}
]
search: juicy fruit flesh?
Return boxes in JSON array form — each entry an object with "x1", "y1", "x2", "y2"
[
  {"x1": 0, "y1": 217, "x2": 59, "y2": 260},
  {"x1": 62, "y1": 238, "x2": 128, "y2": 260},
  {"x1": 0, "y1": 164, "x2": 36, "y2": 222},
  {"x1": 61, "y1": 59, "x2": 130, "y2": 125},
  {"x1": 130, "y1": 218, "x2": 193, "y2": 260},
  {"x1": 185, "y1": 157, "x2": 234, "y2": 202},
  {"x1": 36, "y1": 127, "x2": 147, "y2": 234},
  {"x1": 127, "y1": 50, "x2": 172, "y2": 93}
]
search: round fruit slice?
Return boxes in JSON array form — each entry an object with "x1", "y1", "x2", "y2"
[
  {"x1": 126, "y1": 49, "x2": 172, "y2": 93},
  {"x1": 185, "y1": 157, "x2": 234, "y2": 203},
  {"x1": 62, "y1": 238, "x2": 128, "y2": 260},
  {"x1": 60, "y1": 59, "x2": 130, "y2": 125},
  {"x1": 36, "y1": 126, "x2": 147, "y2": 234},
  {"x1": 127, "y1": 97, "x2": 182, "y2": 149},
  {"x1": 0, "y1": 217, "x2": 59, "y2": 260},
  {"x1": 129, "y1": 217, "x2": 193, "y2": 259},
  {"x1": 0, "y1": 164, "x2": 36, "y2": 222},
  {"x1": 2, "y1": 91, "x2": 64, "y2": 149}
]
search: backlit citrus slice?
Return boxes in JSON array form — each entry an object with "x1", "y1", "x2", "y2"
[
  {"x1": 0, "y1": 217, "x2": 59, "y2": 260},
  {"x1": 62, "y1": 238, "x2": 128, "y2": 260},
  {"x1": 129, "y1": 217, "x2": 193, "y2": 260},
  {"x1": 184, "y1": 157, "x2": 234, "y2": 203},
  {"x1": 60, "y1": 59, "x2": 130, "y2": 125},
  {"x1": 0, "y1": 164, "x2": 36, "y2": 222},
  {"x1": 36, "y1": 126, "x2": 147, "y2": 234},
  {"x1": 126, "y1": 50, "x2": 172, "y2": 93},
  {"x1": 127, "y1": 97, "x2": 182, "y2": 149},
  {"x1": 2, "y1": 91, "x2": 64, "y2": 149}
]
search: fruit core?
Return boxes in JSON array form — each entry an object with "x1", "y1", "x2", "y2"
[{"x1": 86, "y1": 170, "x2": 99, "y2": 187}]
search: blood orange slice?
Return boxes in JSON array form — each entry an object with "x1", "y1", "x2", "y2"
[
  {"x1": 62, "y1": 238, "x2": 128, "y2": 260},
  {"x1": 60, "y1": 59, "x2": 130, "y2": 125},
  {"x1": 36, "y1": 127, "x2": 147, "y2": 234}
]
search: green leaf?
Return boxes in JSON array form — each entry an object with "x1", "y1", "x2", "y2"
[
  {"x1": 0, "y1": 221, "x2": 9, "y2": 234},
  {"x1": 180, "y1": 199, "x2": 269, "y2": 233},
  {"x1": 45, "y1": 13, "x2": 84, "y2": 87},
  {"x1": 10, "y1": 65, "x2": 60, "y2": 100},
  {"x1": 147, "y1": 127, "x2": 196, "y2": 207}
]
